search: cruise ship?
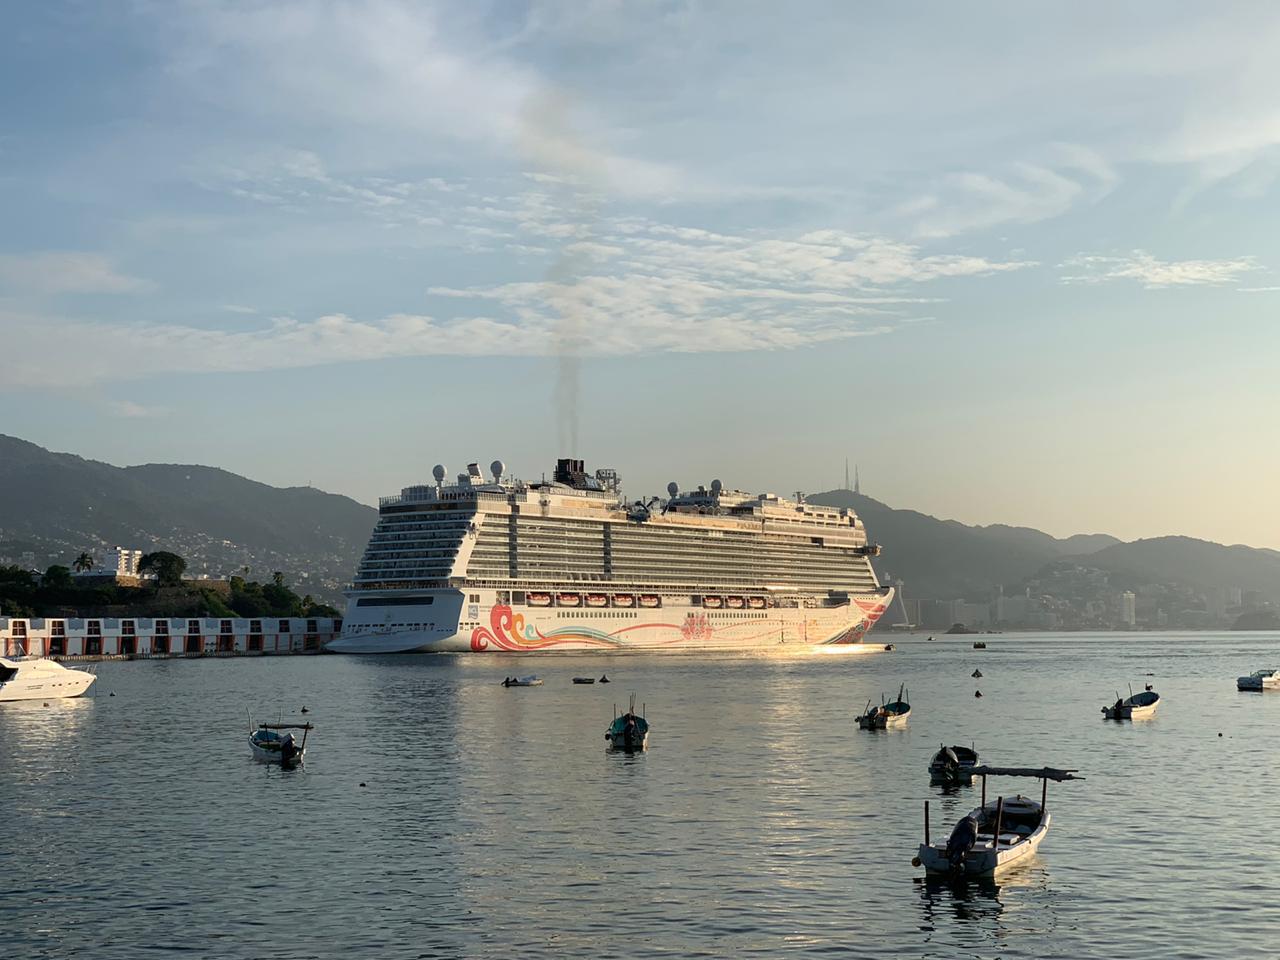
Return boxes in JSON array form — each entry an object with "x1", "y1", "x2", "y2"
[{"x1": 329, "y1": 458, "x2": 893, "y2": 654}]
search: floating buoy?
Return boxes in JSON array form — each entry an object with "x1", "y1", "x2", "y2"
[
  {"x1": 971, "y1": 669, "x2": 982, "y2": 678},
  {"x1": 974, "y1": 690, "x2": 983, "y2": 698},
  {"x1": 911, "y1": 856, "x2": 922, "y2": 867},
  {"x1": 1218, "y1": 733, "x2": 1223, "y2": 738}
]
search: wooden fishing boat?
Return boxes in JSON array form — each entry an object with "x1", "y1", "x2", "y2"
[
  {"x1": 248, "y1": 720, "x2": 313, "y2": 767},
  {"x1": 929, "y1": 743, "x2": 980, "y2": 786},
  {"x1": 914, "y1": 766, "x2": 1083, "y2": 878},
  {"x1": 1238, "y1": 669, "x2": 1280, "y2": 691},
  {"x1": 605, "y1": 694, "x2": 649, "y2": 752},
  {"x1": 1102, "y1": 686, "x2": 1160, "y2": 720}
]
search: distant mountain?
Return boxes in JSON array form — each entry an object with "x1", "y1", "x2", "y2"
[
  {"x1": 805, "y1": 489, "x2": 1118, "y2": 599},
  {"x1": 1068, "y1": 536, "x2": 1280, "y2": 596},
  {"x1": 807, "y1": 489, "x2": 1280, "y2": 604},
  {"x1": 0, "y1": 435, "x2": 377, "y2": 600}
]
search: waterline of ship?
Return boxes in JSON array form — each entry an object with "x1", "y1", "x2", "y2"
[{"x1": 331, "y1": 458, "x2": 893, "y2": 654}]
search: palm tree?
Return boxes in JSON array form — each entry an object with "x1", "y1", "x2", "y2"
[{"x1": 73, "y1": 552, "x2": 95, "y2": 574}]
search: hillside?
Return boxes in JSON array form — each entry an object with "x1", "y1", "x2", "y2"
[
  {"x1": 1067, "y1": 536, "x2": 1280, "y2": 596},
  {"x1": 805, "y1": 489, "x2": 1118, "y2": 599},
  {"x1": 0, "y1": 435, "x2": 377, "y2": 601}
]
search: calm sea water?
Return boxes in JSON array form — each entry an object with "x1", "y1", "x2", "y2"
[{"x1": 3, "y1": 632, "x2": 1279, "y2": 959}]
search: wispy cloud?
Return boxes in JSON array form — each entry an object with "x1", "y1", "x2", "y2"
[
  {"x1": 904, "y1": 147, "x2": 1118, "y2": 238},
  {"x1": 1059, "y1": 251, "x2": 1260, "y2": 288},
  {"x1": 0, "y1": 253, "x2": 149, "y2": 295}
]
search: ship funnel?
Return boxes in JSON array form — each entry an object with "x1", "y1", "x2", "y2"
[{"x1": 467, "y1": 462, "x2": 482, "y2": 478}]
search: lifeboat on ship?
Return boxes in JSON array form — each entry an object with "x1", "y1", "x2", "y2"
[
  {"x1": 527, "y1": 592, "x2": 552, "y2": 607},
  {"x1": 586, "y1": 593, "x2": 608, "y2": 608},
  {"x1": 557, "y1": 592, "x2": 582, "y2": 607},
  {"x1": 638, "y1": 595, "x2": 661, "y2": 608},
  {"x1": 746, "y1": 597, "x2": 766, "y2": 609},
  {"x1": 726, "y1": 596, "x2": 745, "y2": 609},
  {"x1": 612, "y1": 594, "x2": 635, "y2": 607},
  {"x1": 702, "y1": 596, "x2": 723, "y2": 609}
]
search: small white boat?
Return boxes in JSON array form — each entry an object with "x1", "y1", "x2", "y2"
[
  {"x1": 605, "y1": 694, "x2": 649, "y2": 752},
  {"x1": 929, "y1": 744, "x2": 980, "y2": 786},
  {"x1": 248, "y1": 721, "x2": 313, "y2": 767},
  {"x1": 1238, "y1": 669, "x2": 1280, "y2": 691},
  {"x1": 858, "y1": 683, "x2": 911, "y2": 730},
  {"x1": 0, "y1": 657, "x2": 96, "y2": 702},
  {"x1": 502, "y1": 675, "x2": 543, "y2": 687},
  {"x1": 1102, "y1": 687, "x2": 1160, "y2": 720},
  {"x1": 915, "y1": 766, "x2": 1083, "y2": 878}
]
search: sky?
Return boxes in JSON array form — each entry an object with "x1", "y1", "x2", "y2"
[{"x1": 1, "y1": 1, "x2": 1278, "y2": 547}]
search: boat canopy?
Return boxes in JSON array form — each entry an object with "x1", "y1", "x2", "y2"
[{"x1": 968, "y1": 766, "x2": 1083, "y2": 781}]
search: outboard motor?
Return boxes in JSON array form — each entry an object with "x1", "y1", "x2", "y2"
[
  {"x1": 280, "y1": 733, "x2": 298, "y2": 767},
  {"x1": 945, "y1": 815, "x2": 979, "y2": 873}
]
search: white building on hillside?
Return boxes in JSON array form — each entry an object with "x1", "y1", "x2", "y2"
[{"x1": 73, "y1": 546, "x2": 144, "y2": 578}]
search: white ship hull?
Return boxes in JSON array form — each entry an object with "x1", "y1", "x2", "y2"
[{"x1": 330, "y1": 587, "x2": 892, "y2": 654}]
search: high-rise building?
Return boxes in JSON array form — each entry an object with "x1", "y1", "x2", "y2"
[{"x1": 1120, "y1": 591, "x2": 1136, "y2": 628}]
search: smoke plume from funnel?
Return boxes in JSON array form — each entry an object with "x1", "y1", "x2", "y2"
[{"x1": 520, "y1": 90, "x2": 599, "y2": 457}]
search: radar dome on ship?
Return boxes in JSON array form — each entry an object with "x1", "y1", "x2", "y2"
[
  {"x1": 432, "y1": 464, "x2": 447, "y2": 483},
  {"x1": 711, "y1": 479, "x2": 723, "y2": 496},
  {"x1": 490, "y1": 460, "x2": 505, "y2": 483},
  {"x1": 667, "y1": 481, "x2": 679, "y2": 497}
]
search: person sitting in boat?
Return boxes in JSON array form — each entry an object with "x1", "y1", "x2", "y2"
[{"x1": 280, "y1": 733, "x2": 298, "y2": 766}]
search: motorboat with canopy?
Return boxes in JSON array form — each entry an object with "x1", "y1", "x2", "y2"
[{"x1": 914, "y1": 765, "x2": 1083, "y2": 878}]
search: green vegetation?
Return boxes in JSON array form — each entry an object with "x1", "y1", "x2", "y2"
[
  {"x1": 0, "y1": 555, "x2": 339, "y2": 620},
  {"x1": 139, "y1": 551, "x2": 186, "y2": 586}
]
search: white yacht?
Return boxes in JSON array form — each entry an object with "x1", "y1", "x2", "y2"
[
  {"x1": 331, "y1": 457, "x2": 894, "y2": 654},
  {"x1": 0, "y1": 657, "x2": 97, "y2": 702}
]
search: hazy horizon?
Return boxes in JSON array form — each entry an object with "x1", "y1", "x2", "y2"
[{"x1": 2, "y1": 4, "x2": 1277, "y2": 548}]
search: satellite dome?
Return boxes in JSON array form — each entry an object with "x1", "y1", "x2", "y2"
[
  {"x1": 667, "y1": 481, "x2": 679, "y2": 498},
  {"x1": 432, "y1": 464, "x2": 447, "y2": 483},
  {"x1": 490, "y1": 459, "x2": 505, "y2": 483},
  {"x1": 711, "y1": 479, "x2": 723, "y2": 495}
]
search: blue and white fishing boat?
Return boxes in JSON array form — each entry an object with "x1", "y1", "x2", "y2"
[{"x1": 606, "y1": 695, "x2": 649, "y2": 751}]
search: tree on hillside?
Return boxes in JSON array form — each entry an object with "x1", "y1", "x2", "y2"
[
  {"x1": 139, "y1": 551, "x2": 187, "y2": 586},
  {"x1": 43, "y1": 565, "x2": 73, "y2": 588},
  {"x1": 73, "y1": 552, "x2": 95, "y2": 573},
  {"x1": 272, "y1": 571, "x2": 285, "y2": 587}
]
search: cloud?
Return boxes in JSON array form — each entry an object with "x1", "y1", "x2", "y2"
[
  {"x1": 104, "y1": 400, "x2": 166, "y2": 419},
  {"x1": 1059, "y1": 251, "x2": 1260, "y2": 288},
  {"x1": 0, "y1": 253, "x2": 150, "y2": 295},
  {"x1": 904, "y1": 147, "x2": 1118, "y2": 238},
  {"x1": 0, "y1": 212, "x2": 1029, "y2": 388},
  {"x1": 1238, "y1": 285, "x2": 1280, "y2": 293}
]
